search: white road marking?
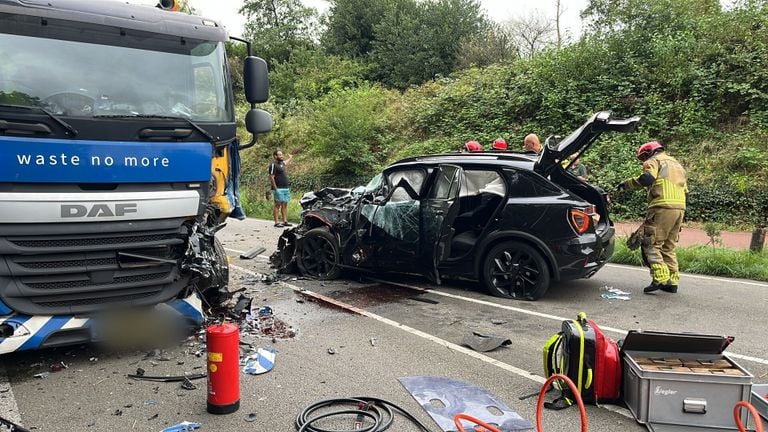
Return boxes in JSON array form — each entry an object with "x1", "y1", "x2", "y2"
[
  {"x1": 223, "y1": 247, "x2": 268, "y2": 260},
  {"x1": 368, "y1": 278, "x2": 768, "y2": 367},
  {"x1": 229, "y1": 264, "x2": 634, "y2": 419},
  {"x1": 605, "y1": 263, "x2": 768, "y2": 288},
  {"x1": 0, "y1": 367, "x2": 23, "y2": 426}
]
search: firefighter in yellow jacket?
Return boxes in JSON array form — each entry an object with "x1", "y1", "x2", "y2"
[{"x1": 618, "y1": 141, "x2": 687, "y2": 294}]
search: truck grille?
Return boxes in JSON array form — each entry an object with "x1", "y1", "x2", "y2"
[{"x1": 0, "y1": 220, "x2": 193, "y2": 315}]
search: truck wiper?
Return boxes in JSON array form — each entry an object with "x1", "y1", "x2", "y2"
[
  {"x1": 94, "y1": 114, "x2": 215, "y2": 143},
  {"x1": 0, "y1": 103, "x2": 78, "y2": 137}
]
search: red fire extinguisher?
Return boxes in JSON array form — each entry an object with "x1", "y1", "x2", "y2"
[{"x1": 206, "y1": 323, "x2": 240, "y2": 414}]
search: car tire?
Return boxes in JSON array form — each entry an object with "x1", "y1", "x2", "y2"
[
  {"x1": 296, "y1": 227, "x2": 342, "y2": 279},
  {"x1": 482, "y1": 241, "x2": 550, "y2": 300},
  {"x1": 201, "y1": 237, "x2": 230, "y2": 306}
]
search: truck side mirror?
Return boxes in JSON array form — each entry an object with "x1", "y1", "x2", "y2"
[
  {"x1": 243, "y1": 56, "x2": 269, "y2": 104},
  {"x1": 245, "y1": 109, "x2": 272, "y2": 135}
]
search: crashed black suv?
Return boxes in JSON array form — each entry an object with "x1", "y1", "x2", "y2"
[{"x1": 272, "y1": 111, "x2": 640, "y2": 300}]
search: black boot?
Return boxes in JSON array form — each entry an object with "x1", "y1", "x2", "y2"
[
  {"x1": 643, "y1": 282, "x2": 662, "y2": 293},
  {"x1": 660, "y1": 283, "x2": 678, "y2": 293}
]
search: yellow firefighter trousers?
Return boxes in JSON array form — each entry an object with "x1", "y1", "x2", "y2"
[{"x1": 641, "y1": 207, "x2": 684, "y2": 285}]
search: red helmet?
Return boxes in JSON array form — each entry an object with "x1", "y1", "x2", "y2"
[
  {"x1": 492, "y1": 138, "x2": 508, "y2": 151},
  {"x1": 637, "y1": 141, "x2": 663, "y2": 161},
  {"x1": 463, "y1": 140, "x2": 483, "y2": 152}
]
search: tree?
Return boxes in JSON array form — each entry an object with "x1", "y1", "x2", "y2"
[
  {"x1": 506, "y1": 11, "x2": 557, "y2": 59},
  {"x1": 456, "y1": 22, "x2": 519, "y2": 69},
  {"x1": 239, "y1": 0, "x2": 318, "y2": 65},
  {"x1": 321, "y1": 0, "x2": 389, "y2": 58},
  {"x1": 370, "y1": 0, "x2": 484, "y2": 88}
]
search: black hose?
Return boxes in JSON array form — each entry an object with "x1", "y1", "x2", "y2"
[{"x1": 295, "y1": 396, "x2": 434, "y2": 432}]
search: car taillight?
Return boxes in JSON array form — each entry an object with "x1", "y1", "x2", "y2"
[{"x1": 570, "y1": 207, "x2": 592, "y2": 234}]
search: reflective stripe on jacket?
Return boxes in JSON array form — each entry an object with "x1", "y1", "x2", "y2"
[{"x1": 624, "y1": 152, "x2": 687, "y2": 209}]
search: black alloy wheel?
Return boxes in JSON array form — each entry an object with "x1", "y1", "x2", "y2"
[
  {"x1": 482, "y1": 241, "x2": 550, "y2": 300},
  {"x1": 296, "y1": 227, "x2": 342, "y2": 279}
]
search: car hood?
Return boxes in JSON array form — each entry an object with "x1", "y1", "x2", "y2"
[{"x1": 536, "y1": 111, "x2": 641, "y2": 176}]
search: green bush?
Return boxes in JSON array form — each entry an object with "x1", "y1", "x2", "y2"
[
  {"x1": 611, "y1": 238, "x2": 768, "y2": 281},
  {"x1": 308, "y1": 85, "x2": 399, "y2": 177}
]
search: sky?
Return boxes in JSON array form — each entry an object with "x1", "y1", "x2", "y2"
[{"x1": 132, "y1": 0, "x2": 590, "y2": 39}]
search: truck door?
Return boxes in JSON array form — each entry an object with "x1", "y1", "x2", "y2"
[{"x1": 421, "y1": 164, "x2": 463, "y2": 284}]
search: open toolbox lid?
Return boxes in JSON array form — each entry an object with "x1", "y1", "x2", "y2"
[{"x1": 620, "y1": 330, "x2": 734, "y2": 355}]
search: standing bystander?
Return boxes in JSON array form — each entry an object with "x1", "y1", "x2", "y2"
[{"x1": 269, "y1": 149, "x2": 293, "y2": 228}]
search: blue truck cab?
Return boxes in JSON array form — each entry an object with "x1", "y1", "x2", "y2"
[{"x1": 0, "y1": 0, "x2": 271, "y2": 353}]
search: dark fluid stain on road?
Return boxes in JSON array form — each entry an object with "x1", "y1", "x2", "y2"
[{"x1": 329, "y1": 283, "x2": 429, "y2": 307}]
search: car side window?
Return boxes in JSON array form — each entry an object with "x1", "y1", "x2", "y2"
[
  {"x1": 429, "y1": 165, "x2": 460, "y2": 199},
  {"x1": 503, "y1": 169, "x2": 564, "y2": 197},
  {"x1": 387, "y1": 169, "x2": 426, "y2": 203}
]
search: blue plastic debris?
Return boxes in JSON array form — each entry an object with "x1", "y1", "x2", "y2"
[{"x1": 160, "y1": 421, "x2": 201, "y2": 432}]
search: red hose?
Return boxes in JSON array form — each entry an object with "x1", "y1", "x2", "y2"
[
  {"x1": 453, "y1": 413, "x2": 501, "y2": 432},
  {"x1": 536, "y1": 374, "x2": 588, "y2": 432},
  {"x1": 734, "y1": 401, "x2": 764, "y2": 432}
]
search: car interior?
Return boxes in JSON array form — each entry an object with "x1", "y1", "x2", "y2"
[{"x1": 449, "y1": 170, "x2": 507, "y2": 258}]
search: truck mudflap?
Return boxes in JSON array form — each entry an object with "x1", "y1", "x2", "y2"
[{"x1": 0, "y1": 293, "x2": 204, "y2": 355}]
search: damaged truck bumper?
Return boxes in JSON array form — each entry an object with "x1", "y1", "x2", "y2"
[{"x1": 0, "y1": 292, "x2": 204, "y2": 354}]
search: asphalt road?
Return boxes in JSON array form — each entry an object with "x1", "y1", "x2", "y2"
[{"x1": 1, "y1": 217, "x2": 767, "y2": 432}]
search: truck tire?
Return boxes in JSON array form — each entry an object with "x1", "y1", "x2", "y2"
[
  {"x1": 296, "y1": 227, "x2": 342, "y2": 279},
  {"x1": 482, "y1": 241, "x2": 549, "y2": 300}
]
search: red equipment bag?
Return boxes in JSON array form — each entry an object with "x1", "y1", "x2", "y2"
[{"x1": 542, "y1": 312, "x2": 621, "y2": 408}]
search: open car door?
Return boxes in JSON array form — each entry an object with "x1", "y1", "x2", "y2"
[{"x1": 421, "y1": 164, "x2": 463, "y2": 284}]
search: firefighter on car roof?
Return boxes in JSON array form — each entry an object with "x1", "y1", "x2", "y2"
[{"x1": 617, "y1": 141, "x2": 688, "y2": 294}]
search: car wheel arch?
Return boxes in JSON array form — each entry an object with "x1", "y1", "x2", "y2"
[{"x1": 474, "y1": 232, "x2": 559, "y2": 282}]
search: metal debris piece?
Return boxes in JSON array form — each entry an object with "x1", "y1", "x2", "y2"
[
  {"x1": 370, "y1": 338, "x2": 377, "y2": 347},
  {"x1": 128, "y1": 373, "x2": 206, "y2": 383},
  {"x1": 327, "y1": 348, "x2": 336, "y2": 355},
  {"x1": 0, "y1": 414, "x2": 31, "y2": 432},
  {"x1": 112, "y1": 409, "x2": 122, "y2": 416},
  {"x1": 144, "y1": 400, "x2": 158, "y2": 406},
  {"x1": 233, "y1": 294, "x2": 252, "y2": 316},
  {"x1": 160, "y1": 421, "x2": 201, "y2": 432},
  {"x1": 148, "y1": 414, "x2": 159, "y2": 420},
  {"x1": 89, "y1": 357, "x2": 98, "y2": 362},
  {"x1": 244, "y1": 413, "x2": 257, "y2": 422},
  {"x1": 461, "y1": 332, "x2": 512, "y2": 353},
  {"x1": 240, "y1": 246, "x2": 267, "y2": 260},
  {"x1": 33, "y1": 372, "x2": 50, "y2": 379},
  {"x1": 491, "y1": 319, "x2": 508, "y2": 325},
  {"x1": 180, "y1": 377, "x2": 197, "y2": 390},
  {"x1": 135, "y1": 368, "x2": 146, "y2": 377},
  {"x1": 399, "y1": 376, "x2": 534, "y2": 432}
]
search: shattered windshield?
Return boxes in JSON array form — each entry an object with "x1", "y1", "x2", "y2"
[
  {"x1": 360, "y1": 169, "x2": 425, "y2": 242},
  {"x1": 0, "y1": 26, "x2": 232, "y2": 122}
]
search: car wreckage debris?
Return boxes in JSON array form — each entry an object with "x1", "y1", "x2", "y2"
[
  {"x1": 161, "y1": 421, "x2": 201, "y2": 432},
  {"x1": 239, "y1": 246, "x2": 267, "y2": 260},
  {"x1": 127, "y1": 372, "x2": 207, "y2": 382},
  {"x1": 0, "y1": 415, "x2": 30, "y2": 432},
  {"x1": 461, "y1": 332, "x2": 512, "y2": 353}
]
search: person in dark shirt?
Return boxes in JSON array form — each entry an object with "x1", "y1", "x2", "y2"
[{"x1": 269, "y1": 149, "x2": 293, "y2": 227}]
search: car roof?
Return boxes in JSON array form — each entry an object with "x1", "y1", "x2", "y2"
[
  {"x1": 389, "y1": 151, "x2": 538, "y2": 171},
  {"x1": 0, "y1": 0, "x2": 228, "y2": 42}
]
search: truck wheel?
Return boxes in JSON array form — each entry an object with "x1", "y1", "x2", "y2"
[
  {"x1": 201, "y1": 237, "x2": 229, "y2": 305},
  {"x1": 296, "y1": 227, "x2": 341, "y2": 279},
  {"x1": 482, "y1": 241, "x2": 549, "y2": 300}
]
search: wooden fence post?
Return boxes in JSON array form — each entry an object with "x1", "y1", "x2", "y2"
[{"x1": 750, "y1": 227, "x2": 766, "y2": 253}]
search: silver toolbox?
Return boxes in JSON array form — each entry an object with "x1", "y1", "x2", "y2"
[
  {"x1": 621, "y1": 331, "x2": 753, "y2": 431},
  {"x1": 751, "y1": 384, "x2": 768, "y2": 429}
]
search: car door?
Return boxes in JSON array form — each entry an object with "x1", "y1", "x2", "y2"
[
  {"x1": 357, "y1": 169, "x2": 425, "y2": 272},
  {"x1": 421, "y1": 164, "x2": 463, "y2": 283}
]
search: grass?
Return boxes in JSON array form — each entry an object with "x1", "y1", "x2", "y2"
[
  {"x1": 240, "y1": 192, "x2": 303, "y2": 223},
  {"x1": 610, "y1": 237, "x2": 768, "y2": 282}
]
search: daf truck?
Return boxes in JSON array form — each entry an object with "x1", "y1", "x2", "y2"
[{"x1": 0, "y1": 0, "x2": 272, "y2": 353}]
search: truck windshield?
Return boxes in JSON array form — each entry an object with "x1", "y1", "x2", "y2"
[{"x1": 0, "y1": 30, "x2": 232, "y2": 122}]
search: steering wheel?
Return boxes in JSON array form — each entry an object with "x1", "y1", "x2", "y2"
[{"x1": 41, "y1": 91, "x2": 96, "y2": 116}]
